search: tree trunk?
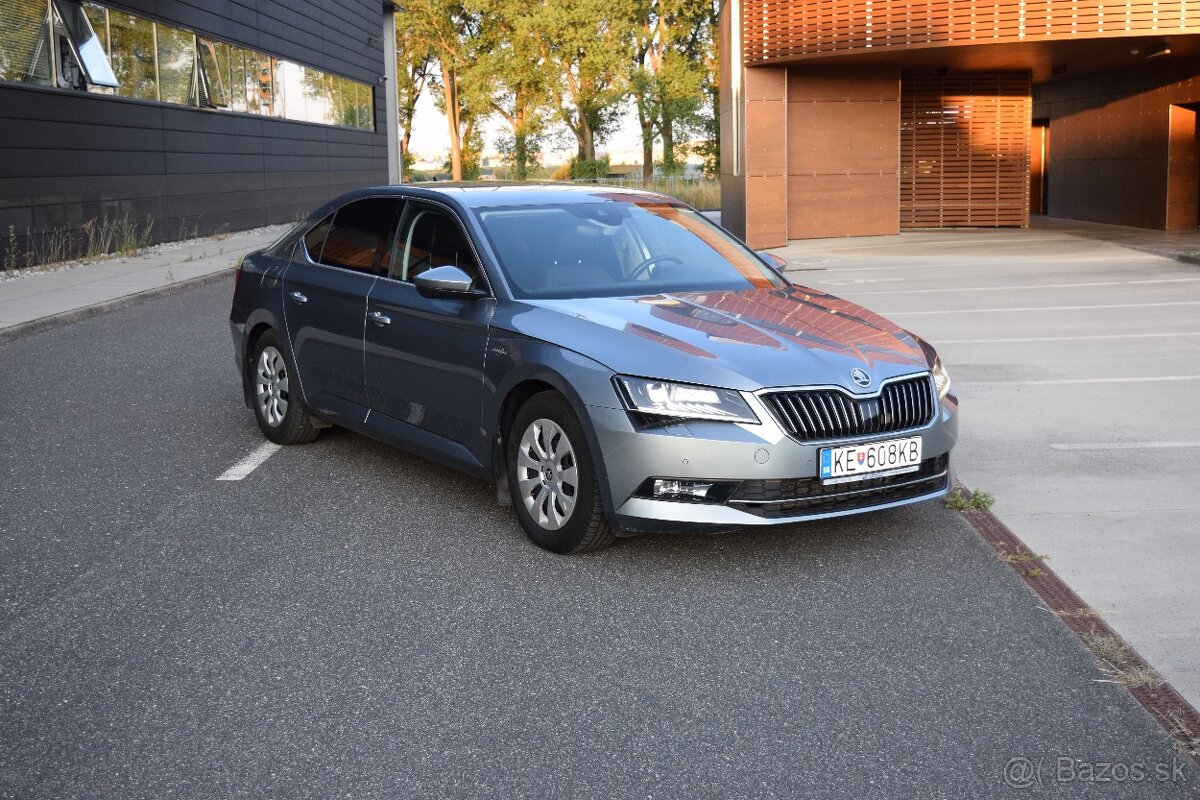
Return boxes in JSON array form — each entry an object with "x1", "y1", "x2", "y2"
[
  {"x1": 581, "y1": 115, "x2": 596, "y2": 163},
  {"x1": 637, "y1": 98, "x2": 654, "y2": 181},
  {"x1": 514, "y1": 131, "x2": 528, "y2": 181},
  {"x1": 661, "y1": 117, "x2": 676, "y2": 174},
  {"x1": 440, "y1": 64, "x2": 462, "y2": 181}
]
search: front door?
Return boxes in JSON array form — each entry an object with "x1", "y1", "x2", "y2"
[
  {"x1": 365, "y1": 201, "x2": 493, "y2": 468},
  {"x1": 283, "y1": 196, "x2": 401, "y2": 419}
]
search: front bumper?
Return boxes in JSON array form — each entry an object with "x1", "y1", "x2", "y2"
[{"x1": 587, "y1": 387, "x2": 958, "y2": 533}]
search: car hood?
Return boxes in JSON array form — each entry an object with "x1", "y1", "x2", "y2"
[{"x1": 501, "y1": 285, "x2": 930, "y2": 392}]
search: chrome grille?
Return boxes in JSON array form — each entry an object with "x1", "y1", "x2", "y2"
[{"x1": 763, "y1": 375, "x2": 935, "y2": 442}]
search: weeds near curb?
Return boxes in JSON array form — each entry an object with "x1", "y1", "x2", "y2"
[
  {"x1": 1082, "y1": 629, "x2": 1130, "y2": 664},
  {"x1": 945, "y1": 487, "x2": 995, "y2": 511},
  {"x1": 4, "y1": 225, "x2": 16, "y2": 272},
  {"x1": 998, "y1": 548, "x2": 1047, "y2": 565},
  {"x1": 1055, "y1": 607, "x2": 1105, "y2": 621},
  {"x1": 1160, "y1": 710, "x2": 1200, "y2": 758},
  {"x1": 1083, "y1": 626, "x2": 1168, "y2": 690}
]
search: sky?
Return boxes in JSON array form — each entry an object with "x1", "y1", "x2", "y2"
[{"x1": 405, "y1": 89, "x2": 653, "y2": 167}]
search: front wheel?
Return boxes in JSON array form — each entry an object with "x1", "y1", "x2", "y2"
[{"x1": 507, "y1": 392, "x2": 616, "y2": 553}]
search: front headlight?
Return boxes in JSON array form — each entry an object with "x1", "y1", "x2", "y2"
[
  {"x1": 931, "y1": 355, "x2": 952, "y2": 400},
  {"x1": 615, "y1": 376, "x2": 760, "y2": 424}
]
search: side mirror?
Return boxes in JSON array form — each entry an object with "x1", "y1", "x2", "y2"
[
  {"x1": 413, "y1": 265, "x2": 486, "y2": 300},
  {"x1": 757, "y1": 251, "x2": 788, "y2": 273}
]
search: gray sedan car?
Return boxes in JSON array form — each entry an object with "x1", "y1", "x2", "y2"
[{"x1": 229, "y1": 185, "x2": 957, "y2": 552}]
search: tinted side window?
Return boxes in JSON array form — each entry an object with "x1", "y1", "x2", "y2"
[
  {"x1": 303, "y1": 214, "x2": 333, "y2": 262},
  {"x1": 392, "y1": 205, "x2": 481, "y2": 283},
  {"x1": 318, "y1": 198, "x2": 400, "y2": 275}
]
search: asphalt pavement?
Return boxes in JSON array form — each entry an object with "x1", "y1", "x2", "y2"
[{"x1": 0, "y1": 273, "x2": 1195, "y2": 797}]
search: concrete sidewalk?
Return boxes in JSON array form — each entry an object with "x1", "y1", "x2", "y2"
[
  {"x1": 0, "y1": 225, "x2": 289, "y2": 340},
  {"x1": 768, "y1": 218, "x2": 1200, "y2": 710}
]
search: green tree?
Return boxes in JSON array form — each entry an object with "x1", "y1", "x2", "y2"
[
  {"x1": 694, "y1": 0, "x2": 721, "y2": 178},
  {"x1": 529, "y1": 0, "x2": 636, "y2": 164},
  {"x1": 630, "y1": 0, "x2": 712, "y2": 179},
  {"x1": 472, "y1": 0, "x2": 548, "y2": 181},
  {"x1": 395, "y1": 25, "x2": 434, "y2": 182},
  {"x1": 406, "y1": 0, "x2": 487, "y2": 181}
]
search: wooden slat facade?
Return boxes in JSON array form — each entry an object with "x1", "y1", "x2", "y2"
[
  {"x1": 744, "y1": 0, "x2": 1200, "y2": 63},
  {"x1": 899, "y1": 73, "x2": 1032, "y2": 227}
]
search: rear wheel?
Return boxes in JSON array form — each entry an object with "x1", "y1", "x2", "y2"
[
  {"x1": 250, "y1": 331, "x2": 321, "y2": 445},
  {"x1": 507, "y1": 392, "x2": 615, "y2": 553}
]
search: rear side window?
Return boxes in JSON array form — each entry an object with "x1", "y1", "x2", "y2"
[
  {"x1": 303, "y1": 214, "x2": 333, "y2": 262},
  {"x1": 315, "y1": 198, "x2": 401, "y2": 275}
]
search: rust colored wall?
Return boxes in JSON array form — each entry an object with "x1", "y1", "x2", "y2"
[
  {"x1": 1035, "y1": 59, "x2": 1200, "y2": 229},
  {"x1": 786, "y1": 68, "x2": 900, "y2": 238},
  {"x1": 744, "y1": 0, "x2": 1200, "y2": 64},
  {"x1": 743, "y1": 67, "x2": 789, "y2": 247}
]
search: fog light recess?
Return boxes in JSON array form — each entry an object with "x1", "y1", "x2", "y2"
[{"x1": 653, "y1": 479, "x2": 715, "y2": 500}]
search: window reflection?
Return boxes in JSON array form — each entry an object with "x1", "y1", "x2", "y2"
[
  {"x1": 155, "y1": 24, "x2": 192, "y2": 105},
  {"x1": 0, "y1": 0, "x2": 52, "y2": 85},
  {"x1": 107, "y1": 10, "x2": 155, "y2": 100},
  {"x1": 1, "y1": 1, "x2": 373, "y2": 130}
]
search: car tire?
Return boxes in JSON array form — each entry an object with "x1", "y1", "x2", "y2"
[
  {"x1": 250, "y1": 330, "x2": 322, "y2": 445},
  {"x1": 507, "y1": 391, "x2": 616, "y2": 554}
]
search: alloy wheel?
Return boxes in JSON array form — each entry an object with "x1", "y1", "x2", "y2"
[
  {"x1": 516, "y1": 418, "x2": 579, "y2": 530},
  {"x1": 255, "y1": 345, "x2": 289, "y2": 427}
]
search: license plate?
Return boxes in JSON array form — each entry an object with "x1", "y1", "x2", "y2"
[{"x1": 820, "y1": 436, "x2": 922, "y2": 482}]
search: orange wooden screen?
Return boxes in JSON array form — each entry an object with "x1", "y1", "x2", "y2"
[
  {"x1": 900, "y1": 73, "x2": 1032, "y2": 228},
  {"x1": 744, "y1": 1, "x2": 1200, "y2": 63}
]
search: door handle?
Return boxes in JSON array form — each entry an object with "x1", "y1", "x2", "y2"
[
  {"x1": 368, "y1": 310, "x2": 391, "y2": 326},
  {"x1": 289, "y1": 291, "x2": 308, "y2": 304}
]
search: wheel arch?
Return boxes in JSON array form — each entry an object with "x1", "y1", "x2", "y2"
[
  {"x1": 239, "y1": 311, "x2": 305, "y2": 408},
  {"x1": 488, "y1": 359, "x2": 618, "y2": 527}
]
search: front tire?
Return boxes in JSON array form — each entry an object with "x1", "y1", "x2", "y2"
[
  {"x1": 507, "y1": 392, "x2": 615, "y2": 553},
  {"x1": 250, "y1": 331, "x2": 322, "y2": 445}
]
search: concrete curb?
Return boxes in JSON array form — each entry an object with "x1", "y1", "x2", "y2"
[
  {"x1": 954, "y1": 485, "x2": 1200, "y2": 765},
  {"x1": 0, "y1": 268, "x2": 234, "y2": 345}
]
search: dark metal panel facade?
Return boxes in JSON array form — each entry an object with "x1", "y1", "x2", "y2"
[{"x1": 0, "y1": 0, "x2": 387, "y2": 266}]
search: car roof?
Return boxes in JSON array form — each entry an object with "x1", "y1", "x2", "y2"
[{"x1": 346, "y1": 182, "x2": 675, "y2": 209}]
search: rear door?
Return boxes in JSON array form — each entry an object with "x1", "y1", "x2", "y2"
[
  {"x1": 364, "y1": 200, "x2": 494, "y2": 468},
  {"x1": 282, "y1": 196, "x2": 401, "y2": 419}
]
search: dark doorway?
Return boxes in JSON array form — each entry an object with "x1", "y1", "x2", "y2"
[{"x1": 1030, "y1": 119, "x2": 1049, "y2": 215}]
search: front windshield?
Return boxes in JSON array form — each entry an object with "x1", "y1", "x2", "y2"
[{"x1": 473, "y1": 197, "x2": 787, "y2": 299}]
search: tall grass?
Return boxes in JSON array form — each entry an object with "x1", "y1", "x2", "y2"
[
  {"x1": 569, "y1": 177, "x2": 721, "y2": 210},
  {"x1": 3, "y1": 212, "x2": 155, "y2": 272}
]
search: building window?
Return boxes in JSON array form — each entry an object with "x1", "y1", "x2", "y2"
[
  {"x1": 106, "y1": 9, "x2": 155, "y2": 100},
  {"x1": 0, "y1": 0, "x2": 375, "y2": 131},
  {"x1": 52, "y1": 0, "x2": 116, "y2": 87},
  {"x1": 0, "y1": 0, "x2": 52, "y2": 85}
]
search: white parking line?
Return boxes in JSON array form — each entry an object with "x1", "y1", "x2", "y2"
[
  {"x1": 883, "y1": 300, "x2": 1200, "y2": 316},
  {"x1": 1051, "y1": 441, "x2": 1200, "y2": 451},
  {"x1": 938, "y1": 331, "x2": 1200, "y2": 344},
  {"x1": 812, "y1": 254, "x2": 1149, "y2": 272},
  {"x1": 837, "y1": 277, "x2": 1200, "y2": 296},
  {"x1": 216, "y1": 442, "x2": 281, "y2": 481},
  {"x1": 960, "y1": 375, "x2": 1200, "y2": 386}
]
